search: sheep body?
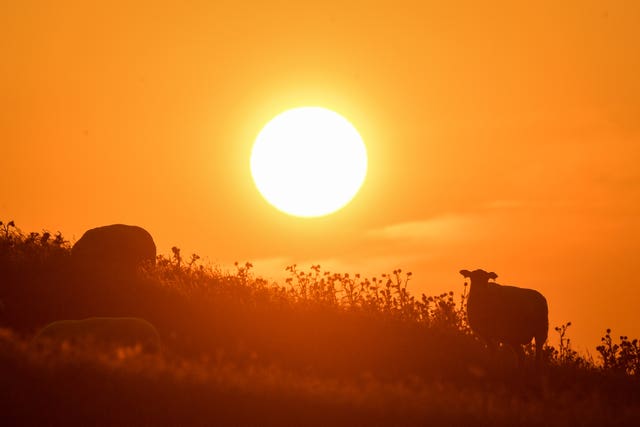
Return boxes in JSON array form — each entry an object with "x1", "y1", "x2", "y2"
[
  {"x1": 461, "y1": 269, "x2": 548, "y2": 362},
  {"x1": 71, "y1": 224, "x2": 156, "y2": 275},
  {"x1": 33, "y1": 317, "x2": 161, "y2": 353}
]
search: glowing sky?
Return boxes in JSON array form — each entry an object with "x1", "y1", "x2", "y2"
[{"x1": 2, "y1": 0, "x2": 639, "y2": 350}]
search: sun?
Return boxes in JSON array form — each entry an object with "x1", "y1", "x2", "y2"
[{"x1": 250, "y1": 107, "x2": 368, "y2": 217}]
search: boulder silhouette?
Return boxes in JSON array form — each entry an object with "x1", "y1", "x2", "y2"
[{"x1": 72, "y1": 224, "x2": 156, "y2": 275}]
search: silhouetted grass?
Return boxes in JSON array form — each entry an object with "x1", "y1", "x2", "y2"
[
  {"x1": 2, "y1": 221, "x2": 640, "y2": 426},
  {"x1": 2, "y1": 327, "x2": 639, "y2": 427}
]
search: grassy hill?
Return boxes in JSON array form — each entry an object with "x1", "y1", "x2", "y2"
[{"x1": 1, "y1": 220, "x2": 639, "y2": 426}]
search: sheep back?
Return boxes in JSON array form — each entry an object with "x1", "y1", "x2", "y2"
[
  {"x1": 71, "y1": 224, "x2": 156, "y2": 276},
  {"x1": 468, "y1": 283, "x2": 548, "y2": 346},
  {"x1": 33, "y1": 317, "x2": 161, "y2": 353}
]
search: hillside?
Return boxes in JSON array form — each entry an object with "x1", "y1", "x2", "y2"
[{"x1": 1, "y1": 221, "x2": 639, "y2": 426}]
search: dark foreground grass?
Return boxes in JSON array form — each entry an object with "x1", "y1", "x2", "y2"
[
  {"x1": 2, "y1": 328, "x2": 639, "y2": 427},
  {"x1": 2, "y1": 222, "x2": 640, "y2": 426}
]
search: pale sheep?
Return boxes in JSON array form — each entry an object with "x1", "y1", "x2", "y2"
[
  {"x1": 460, "y1": 269, "x2": 548, "y2": 364},
  {"x1": 33, "y1": 317, "x2": 162, "y2": 354}
]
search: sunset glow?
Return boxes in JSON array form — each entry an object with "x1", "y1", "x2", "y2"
[
  {"x1": 4, "y1": 1, "x2": 640, "y2": 424},
  {"x1": 250, "y1": 107, "x2": 367, "y2": 217},
  {"x1": 2, "y1": 0, "x2": 640, "y2": 384}
]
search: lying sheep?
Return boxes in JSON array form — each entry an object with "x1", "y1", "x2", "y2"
[
  {"x1": 33, "y1": 317, "x2": 162, "y2": 354},
  {"x1": 460, "y1": 269, "x2": 548, "y2": 364}
]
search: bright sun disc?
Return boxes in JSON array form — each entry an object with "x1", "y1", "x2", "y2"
[{"x1": 251, "y1": 107, "x2": 368, "y2": 217}]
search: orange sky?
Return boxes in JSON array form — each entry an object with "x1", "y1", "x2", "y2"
[{"x1": 2, "y1": 0, "x2": 639, "y2": 350}]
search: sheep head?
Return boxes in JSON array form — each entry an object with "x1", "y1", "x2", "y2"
[{"x1": 460, "y1": 269, "x2": 498, "y2": 285}]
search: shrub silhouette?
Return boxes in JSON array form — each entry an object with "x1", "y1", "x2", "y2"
[{"x1": 597, "y1": 329, "x2": 640, "y2": 377}]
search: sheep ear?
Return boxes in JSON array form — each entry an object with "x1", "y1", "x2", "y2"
[
  {"x1": 460, "y1": 269, "x2": 471, "y2": 278},
  {"x1": 488, "y1": 272, "x2": 498, "y2": 280}
]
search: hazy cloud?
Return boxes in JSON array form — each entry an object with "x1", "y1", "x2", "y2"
[
  {"x1": 484, "y1": 199, "x2": 527, "y2": 210},
  {"x1": 367, "y1": 214, "x2": 481, "y2": 243}
]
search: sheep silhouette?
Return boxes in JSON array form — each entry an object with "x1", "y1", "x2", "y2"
[
  {"x1": 71, "y1": 224, "x2": 156, "y2": 276},
  {"x1": 460, "y1": 269, "x2": 548, "y2": 364},
  {"x1": 33, "y1": 317, "x2": 162, "y2": 354}
]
